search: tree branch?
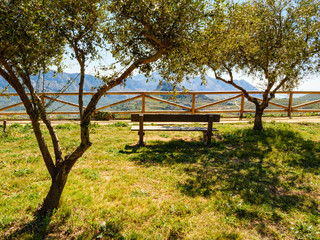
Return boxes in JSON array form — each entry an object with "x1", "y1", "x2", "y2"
[
  {"x1": 64, "y1": 47, "x2": 167, "y2": 171},
  {"x1": 0, "y1": 55, "x2": 57, "y2": 178},
  {"x1": 212, "y1": 63, "x2": 259, "y2": 105}
]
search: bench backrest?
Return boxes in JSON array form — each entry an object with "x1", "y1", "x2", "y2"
[{"x1": 131, "y1": 114, "x2": 220, "y2": 122}]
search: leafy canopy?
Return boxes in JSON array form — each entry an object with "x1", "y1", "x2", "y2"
[
  {"x1": 0, "y1": 0, "x2": 64, "y2": 78},
  {"x1": 105, "y1": 0, "x2": 208, "y2": 84},
  {"x1": 207, "y1": 0, "x2": 320, "y2": 91}
]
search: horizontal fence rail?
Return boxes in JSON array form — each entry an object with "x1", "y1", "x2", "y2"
[{"x1": 1, "y1": 91, "x2": 320, "y2": 118}]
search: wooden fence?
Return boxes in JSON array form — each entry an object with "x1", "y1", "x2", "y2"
[{"x1": 1, "y1": 91, "x2": 320, "y2": 118}]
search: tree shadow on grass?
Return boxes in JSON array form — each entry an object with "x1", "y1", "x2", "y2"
[
  {"x1": 4, "y1": 215, "x2": 53, "y2": 240},
  {"x1": 126, "y1": 127, "x2": 320, "y2": 222},
  {"x1": 4, "y1": 214, "x2": 126, "y2": 240},
  {"x1": 4, "y1": 206, "x2": 73, "y2": 240}
]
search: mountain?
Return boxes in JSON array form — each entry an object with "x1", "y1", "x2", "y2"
[
  {"x1": 295, "y1": 94, "x2": 320, "y2": 101},
  {"x1": 176, "y1": 76, "x2": 257, "y2": 92},
  {"x1": 0, "y1": 70, "x2": 102, "y2": 93},
  {"x1": 0, "y1": 70, "x2": 258, "y2": 93},
  {"x1": 113, "y1": 73, "x2": 258, "y2": 92}
]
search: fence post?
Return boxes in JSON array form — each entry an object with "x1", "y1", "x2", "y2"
[
  {"x1": 240, "y1": 93, "x2": 245, "y2": 119},
  {"x1": 91, "y1": 93, "x2": 96, "y2": 118},
  {"x1": 141, "y1": 93, "x2": 146, "y2": 113},
  {"x1": 288, "y1": 92, "x2": 293, "y2": 118},
  {"x1": 192, "y1": 93, "x2": 196, "y2": 114},
  {"x1": 41, "y1": 92, "x2": 45, "y2": 107},
  {"x1": 3, "y1": 120, "x2": 6, "y2": 133}
]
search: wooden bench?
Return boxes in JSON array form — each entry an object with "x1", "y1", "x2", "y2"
[{"x1": 131, "y1": 114, "x2": 220, "y2": 147}]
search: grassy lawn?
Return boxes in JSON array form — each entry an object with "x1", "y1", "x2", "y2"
[{"x1": 0, "y1": 121, "x2": 319, "y2": 239}]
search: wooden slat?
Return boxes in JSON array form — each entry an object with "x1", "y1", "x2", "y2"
[
  {"x1": 131, "y1": 114, "x2": 220, "y2": 122},
  {"x1": 111, "y1": 110, "x2": 191, "y2": 114},
  {"x1": 241, "y1": 109, "x2": 288, "y2": 113},
  {"x1": 263, "y1": 109, "x2": 287, "y2": 112},
  {"x1": 44, "y1": 96, "x2": 81, "y2": 108},
  {"x1": 256, "y1": 98, "x2": 288, "y2": 109},
  {"x1": 140, "y1": 110, "x2": 191, "y2": 114},
  {"x1": 0, "y1": 102, "x2": 24, "y2": 111},
  {"x1": 112, "y1": 110, "x2": 192, "y2": 114},
  {"x1": 196, "y1": 94, "x2": 242, "y2": 110},
  {"x1": 131, "y1": 125, "x2": 218, "y2": 131},
  {"x1": 292, "y1": 109, "x2": 320, "y2": 112},
  {"x1": 292, "y1": 99, "x2": 320, "y2": 109},
  {"x1": 96, "y1": 95, "x2": 142, "y2": 111},
  {"x1": 47, "y1": 111, "x2": 80, "y2": 114},
  {"x1": 0, "y1": 90, "x2": 300, "y2": 97},
  {"x1": 40, "y1": 92, "x2": 93, "y2": 96},
  {"x1": 2, "y1": 91, "x2": 320, "y2": 98},
  {"x1": 145, "y1": 95, "x2": 192, "y2": 110},
  {"x1": 196, "y1": 110, "x2": 241, "y2": 113},
  {"x1": 0, "y1": 112, "x2": 28, "y2": 115}
]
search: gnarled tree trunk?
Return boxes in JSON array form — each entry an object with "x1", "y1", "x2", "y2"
[
  {"x1": 37, "y1": 165, "x2": 69, "y2": 216},
  {"x1": 253, "y1": 105, "x2": 265, "y2": 131}
]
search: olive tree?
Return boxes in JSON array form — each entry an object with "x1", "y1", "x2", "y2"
[
  {"x1": 0, "y1": 0, "x2": 67, "y2": 215},
  {"x1": 204, "y1": 0, "x2": 320, "y2": 130},
  {"x1": 0, "y1": 0, "x2": 209, "y2": 216}
]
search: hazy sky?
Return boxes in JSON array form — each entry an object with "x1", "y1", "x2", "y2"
[{"x1": 63, "y1": 55, "x2": 320, "y2": 91}]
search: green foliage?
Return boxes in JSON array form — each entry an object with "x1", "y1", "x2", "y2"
[
  {"x1": 202, "y1": 0, "x2": 320, "y2": 129},
  {"x1": 9, "y1": 123, "x2": 22, "y2": 129},
  {"x1": 0, "y1": 215, "x2": 14, "y2": 230},
  {"x1": 108, "y1": 121, "x2": 129, "y2": 127},
  {"x1": 89, "y1": 123, "x2": 101, "y2": 129},
  {"x1": 207, "y1": 0, "x2": 320, "y2": 87},
  {"x1": 8, "y1": 123, "x2": 33, "y2": 133},
  {"x1": 129, "y1": 189, "x2": 149, "y2": 198},
  {"x1": 93, "y1": 111, "x2": 115, "y2": 121},
  {"x1": 54, "y1": 123, "x2": 79, "y2": 130},
  {"x1": 13, "y1": 168, "x2": 34, "y2": 177},
  {"x1": 47, "y1": 0, "x2": 106, "y2": 59},
  {"x1": 0, "y1": 0, "x2": 65, "y2": 76},
  {"x1": 104, "y1": 0, "x2": 208, "y2": 83},
  {"x1": 80, "y1": 169, "x2": 99, "y2": 181}
]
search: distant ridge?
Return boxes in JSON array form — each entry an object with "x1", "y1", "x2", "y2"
[
  {"x1": 110, "y1": 73, "x2": 259, "y2": 92},
  {"x1": 0, "y1": 70, "x2": 258, "y2": 93}
]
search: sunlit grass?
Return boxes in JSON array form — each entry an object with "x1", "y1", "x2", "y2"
[{"x1": 0, "y1": 121, "x2": 319, "y2": 239}]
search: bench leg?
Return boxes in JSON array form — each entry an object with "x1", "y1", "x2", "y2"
[
  {"x1": 206, "y1": 115, "x2": 214, "y2": 145},
  {"x1": 206, "y1": 131, "x2": 213, "y2": 145},
  {"x1": 137, "y1": 131, "x2": 145, "y2": 147},
  {"x1": 137, "y1": 114, "x2": 145, "y2": 147},
  {"x1": 202, "y1": 131, "x2": 207, "y2": 144},
  {"x1": 203, "y1": 131, "x2": 213, "y2": 145}
]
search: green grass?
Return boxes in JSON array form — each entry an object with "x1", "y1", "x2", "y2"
[{"x1": 0, "y1": 122, "x2": 319, "y2": 239}]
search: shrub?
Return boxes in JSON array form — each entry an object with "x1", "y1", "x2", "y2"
[{"x1": 93, "y1": 111, "x2": 115, "y2": 121}]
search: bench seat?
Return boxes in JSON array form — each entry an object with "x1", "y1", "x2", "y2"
[{"x1": 131, "y1": 125, "x2": 218, "y2": 132}]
